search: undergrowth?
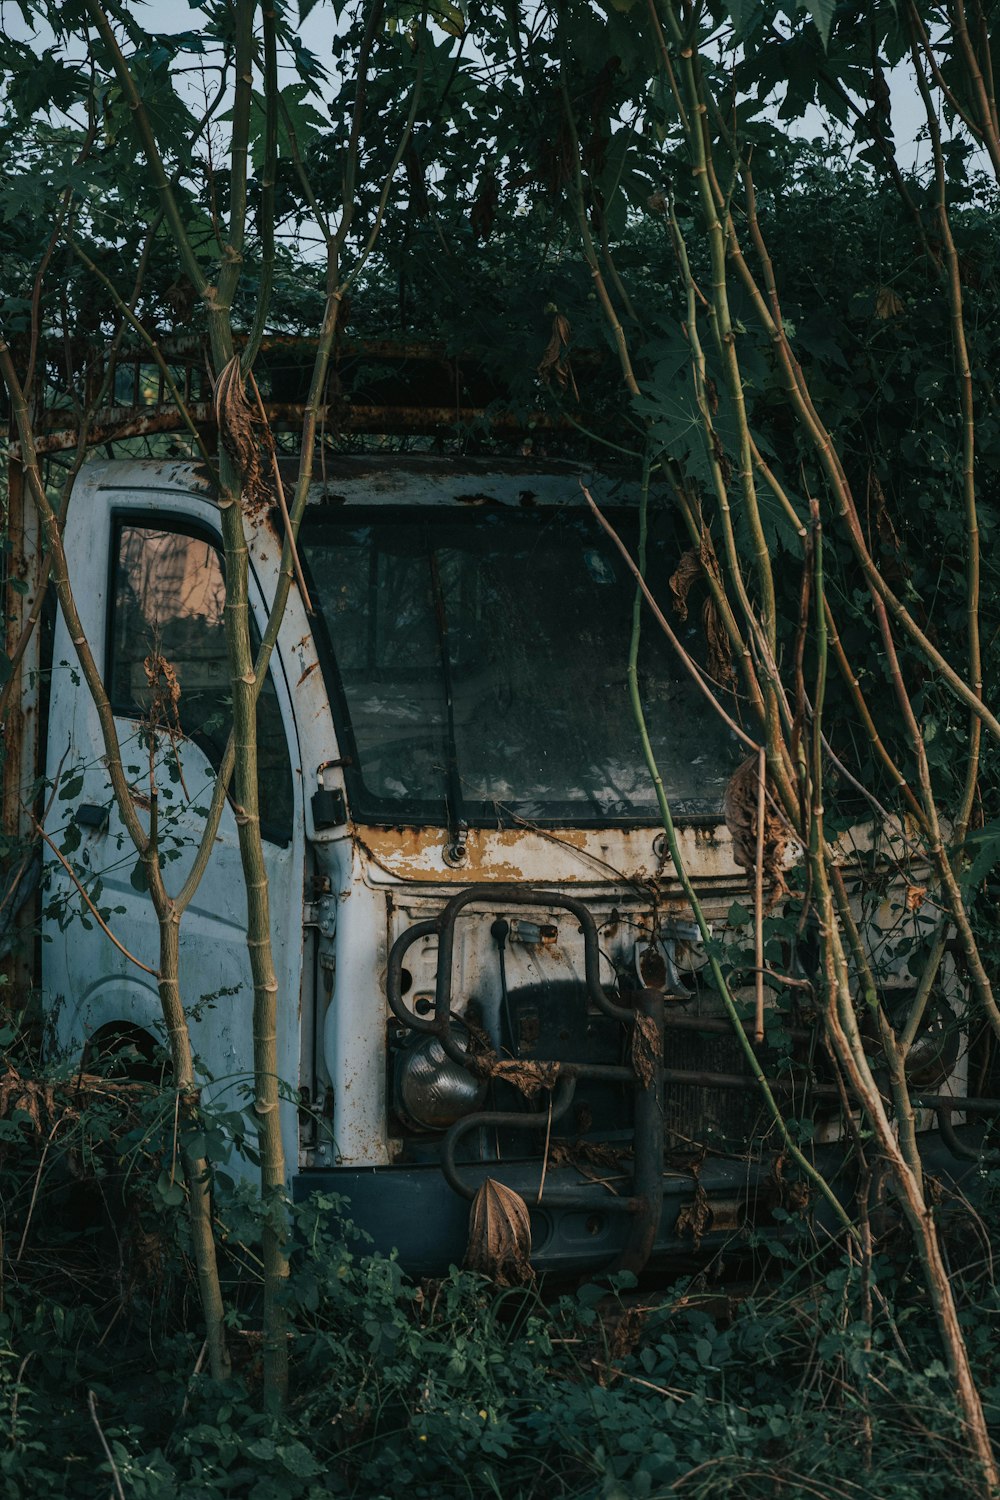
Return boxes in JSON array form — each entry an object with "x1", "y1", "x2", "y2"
[{"x1": 2, "y1": 1026, "x2": 1000, "y2": 1499}]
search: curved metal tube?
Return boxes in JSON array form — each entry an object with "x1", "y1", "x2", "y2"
[
  {"x1": 936, "y1": 1103, "x2": 1000, "y2": 1165},
  {"x1": 441, "y1": 1075, "x2": 579, "y2": 1199},
  {"x1": 431, "y1": 884, "x2": 632, "y2": 1026},
  {"x1": 386, "y1": 919, "x2": 441, "y2": 1033}
]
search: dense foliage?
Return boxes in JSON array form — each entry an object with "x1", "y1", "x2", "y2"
[
  {"x1": 7, "y1": 0, "x2": 1000, "y2": 1492},
  {"x1": 2, "y1": 1043, "x2": 1000, "y2": 1500}
]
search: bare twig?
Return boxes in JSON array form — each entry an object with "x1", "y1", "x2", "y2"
[
  {"x1": 87, "y1": 1390, "x2": 127, "y2": 1500},
  {"x1": 30, "y1": 813, "x2": 157, "y2": 977},
  {"x1": 754, "y1": 746, "x2": 766, "y2": 1044},
  {"x1": 582, "y1": 485, "x2": 760, "y2": 752}
]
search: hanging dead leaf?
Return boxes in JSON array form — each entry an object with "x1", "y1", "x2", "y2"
[
  {"x1": 905, "y1": 884, "x2": 928, "y2": 912},
  {"x1": 668, "y1": 548, "x2": 701, "y2": 622},
  {"x1": 703, "y1": 596, "x2": 736, "y2": 688},
  {"x1": 476, "y1": 1056, "x2": 561, "y2": 1102},
  {"x1": 213, "y1": 354, "x2": 271, "y2": 514},
  {"x1": 875, "y1": 286, "x2": 904, "y2": 319},
  {"x1": 549, "y1": 1139, "x2": 627, "y2": 1173},
  {"x1": 465, "y1": 1177, "x2": 534, "y2": 1286},
  {"x1": 537, "y1": 313, "x2": 578, "y2": 399},
  {"x1": 630, "y1": 1011, "x2": 662, "y2": 1088},
  {"x1": 164, "y1": 276, "x2": 196, "y2": 326},
  {"x1": 675, "y1": 1180, "x2": 712, "y2": 1248},
  {"x1": 724, "y1": 753, "x2": 791, "y2": 905},
  {"x1": 144, "y1": 652, "x2": 181, "y2": 730},
  {"x1": 0, "y1": 1067, "x2": 58, "y2": 1134}
]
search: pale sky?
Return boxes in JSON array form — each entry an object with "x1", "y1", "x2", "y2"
[{"x1": 0, "y1": 0, "x2": 970, "y2": 185}]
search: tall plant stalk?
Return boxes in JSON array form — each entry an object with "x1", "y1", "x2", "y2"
[{"x1": 541, "y1": 1, "x2": 1000, "y2": 1484}]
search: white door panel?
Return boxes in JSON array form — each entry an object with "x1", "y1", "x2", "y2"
[{"x1": 43, "y1": 471, "x2": 304, "y2": 1181}]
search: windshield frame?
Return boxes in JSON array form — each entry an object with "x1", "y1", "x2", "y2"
[{"x1": 300, "y1": 497, "x2": 737, "y2": 832}]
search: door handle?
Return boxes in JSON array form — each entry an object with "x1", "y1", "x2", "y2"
[{"x1": 75, "y1": 803, "x2": 110, "y2": 833}]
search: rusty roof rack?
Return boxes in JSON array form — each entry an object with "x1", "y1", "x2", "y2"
[{"x1": 14, "y1": 336, "x2": 575, "y2": 456}]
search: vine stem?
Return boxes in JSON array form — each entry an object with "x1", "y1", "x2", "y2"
[{"x1": 616, "y1": 462, "x2": 854, "y2": 1239}]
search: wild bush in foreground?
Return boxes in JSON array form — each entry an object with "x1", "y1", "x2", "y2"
[{"x1": 3, "y1": 1086, "x2": 999, "y2": 1500}]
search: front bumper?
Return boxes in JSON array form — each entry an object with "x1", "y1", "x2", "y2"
[{"x1": 292, "y1": 1126, "x2": 987, "y2": 1277}]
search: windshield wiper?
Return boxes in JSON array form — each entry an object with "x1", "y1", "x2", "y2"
[{"x1": 427, "y1": 547, "x2": 468, "y2": 865}]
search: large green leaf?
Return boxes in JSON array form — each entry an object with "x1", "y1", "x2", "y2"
[{"x1": 800, "y1": 0, "x2": 835, "y2": 47}]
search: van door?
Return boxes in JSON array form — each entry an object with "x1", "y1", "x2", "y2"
[{"x1": 43, "y1": 486, "x2": 304, "y2": 1178}]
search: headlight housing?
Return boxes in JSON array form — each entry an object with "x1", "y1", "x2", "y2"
[{"x1": 394, "y1": 1026, "x2": 487, "y2": 1132}]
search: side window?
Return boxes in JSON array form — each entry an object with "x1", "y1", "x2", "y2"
[{"x1": 108, "y1": 521, "x2": 294, "y2": 845}]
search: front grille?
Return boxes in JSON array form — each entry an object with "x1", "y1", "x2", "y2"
[{"x1": 663, "y1": 1027, "x2": 770, "y2": 1151}]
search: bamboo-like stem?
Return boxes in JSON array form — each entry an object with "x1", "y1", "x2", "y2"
[
  {"x1": 909, "y1": 1, "x2": 987, "y2": 148},
  {"x1": 665, "y1": 468, "x2": 769, "y2": 729},
  {"x1": 193, "y1": 0, "x2": 289, "y2": 1412},
  {"x1": 241, "y1": 2, "x2": 278, "y2": 371},
  {"x1": 558, "y1": 73, "x2": 641, "y2": 398},
  {"x1": 816, "y1": 870, "x2": 998, "y2": 1493},
  {"x1": 666, "y1": 200, "x2": 797, "y2": 813},
  {"x1": 644, "y1": 0, "x2": 688, "y2": 131},
  {"x1": 584, "y1": 491, "x2": 759, "y2": 752},
  {"x1": 621, "y1": 461, "x2": 854, "y2": 1236},
  {"x1": 0, "y1": 334, "x2": 230, "y2": 1380},
  {"x1": 67, "y1": 237, "x2": 219, "y2": 474},
  {"x1": 246, "y1": 371, "x2": 312, "y2": 611},
  {"x1": 947, "y1": 0, "x2": 1000, "y2": 177},
  {"x1": 823, "y1": 602, "x2": 927, "y2": 828},
  {"x1": 727, "y1": 156, "x2": 1000, "y2": 1039},
  {"x1": 666, "y1": 21, "x2": 779, "y2": 664},
  {"x1": 749, "y1": 434, "x2": 807, "y2": 543},
  {"x1": 728, "y1": 162, "x2": 1000, "y2": 746},
  {"x1": 159, "y1": 914, "x2": 231, "y2": 1381},
  {"x1": 277, "y1": 90, "x2": 332, "y2": 243},
  {"x1": 2, "y1": 213, "x2": 160, "y2": 721},
  {"x1": 216, "y1": 0, "x2": 254, "y2": 325},
  {"x1": 971, "y1": 0, "x2": 1000, "y2": 137},
  {"x1": 753, "y1": 746, "x2": 765, "y2": 1044},
  {"x1": 900, "y1": 926, "x2": 950, "y2": 1054},
  {"x1": 82, "y1": 0, "x2": 207, "y2": 298},
  {"x1": 910, "y1": 30, "x2": 982, "y2": 844},
  {"x1": 0, "y1": 340, "x2": 149, "y2": 859},
  {"x1": 803, "y1": 525, "x2": 996, "y2": 1487}
]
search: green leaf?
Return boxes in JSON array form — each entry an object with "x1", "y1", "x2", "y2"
[
  {"x1": 959, "y1": 820, "x2": 1000, "y2": 890},
  {"x1": 800, "y1": 0, "x2": 835, "y2": 47},
  {"x1": 726, "y1": 0, "x2": 766, "y2": 33},
  {"x1": 156, "y1": 1169, "x2": 184, "y2": 1207}
]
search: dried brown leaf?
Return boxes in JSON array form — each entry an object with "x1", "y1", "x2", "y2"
[
  {"x1": 630, "y1": 1011, "x2": 662, "y2": 1089},
  {"x1": 479, "y1": 1057, "x2": 561, "y2": 1102},
  {"x1": 703, "y1": 596, "x2": 736, "y2": 688},
  {"x1": 875, "y1": 286, "x2": 904, "y2": 319},
  {"x1": 668, "y1": 548, "x2": 701, "y2": 622},
  {"x1": 144, "y1": 652, "x2": 181, "y2": 732},
  {"x1": 549, "y1": 1139, "x2": 628, "y2": 1172},
  {"x1": 213, "y1": 355, "x2": 271, "y2": 515},
  {"x1": 465, "y1": 1177, "x2": 534, "y2": 1286},
  {"x1": 724, "y1": 754, "x2": 791, "y2": 905},
  {"x1": 0, "y1": 1067, "x2": 52, "y2": 1131},
  {"x1": 536, "y1": 314, "x2": 578, "y2": 399},
  {"x1": 675, "y1": 1180, "x2": 712, "y2": 1248}
]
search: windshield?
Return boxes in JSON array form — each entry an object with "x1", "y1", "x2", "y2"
[{"x1": 300, "y1": 503, "x2": 743, "y2": 826}]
